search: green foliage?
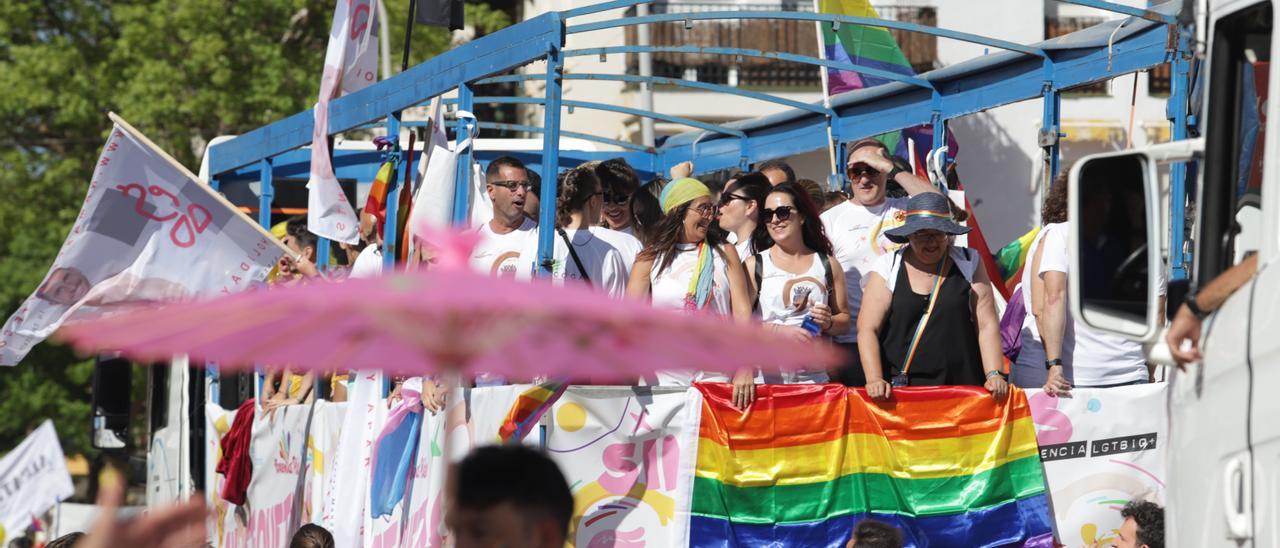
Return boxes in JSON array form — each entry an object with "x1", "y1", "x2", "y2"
[{"x1": 0, "y1": 0, "x2": 510, "y2": 457}]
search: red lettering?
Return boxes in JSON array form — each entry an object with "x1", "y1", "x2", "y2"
[
  {"x1": 350, "y1": 3, "x2": 371, "y2": 40},
  {"x1": 99, "y1": 157, "x2": 110, "y2": 167},
  {"x1": 240, "y1": 262, "x2": 250, "y2": 271},
  {"x1": 188, "y1": 203, "x2": 212, "y2": 233},
  {"x1": 169, "y1": 216, "x2": 197, "y2": 248},
  {"x1": 106, "y1": 142, "x2": 119, "y2": 152},
  {"x1": 231, "y1": 275, "x2": 242, "y2": 285},
  {"x1": 118, "y1": 183, "x2": 177, "y2": 222}
]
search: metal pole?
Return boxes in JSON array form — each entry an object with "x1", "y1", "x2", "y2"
[
  {"x1": 636, "y1": 3, "x2": 656, "y2": 147},
  {"x1": 378, "y1": 0, "x2": 394, "y2": 79},
  {"x1": 258, "y1": 158, "x2": 274, "y2": 229},
  {"x1": 537, "y1": 45, "x2": 565, "y2": 277},
  {"x1": 452, "y1": 84, "x2": 476, "y2": 225},
  {"x1": 401, "y1": 0, "x2": 417, "y2": 73},
  {"x1": 383, "y1": 111, "x2": 403, "y2": 272},
  {"x1": 1040, "y1": 89, "x2": 1062, "y2": 191},
  {"x1": 1167, "y1": 27, "x2": 1193, "y2": 281}
]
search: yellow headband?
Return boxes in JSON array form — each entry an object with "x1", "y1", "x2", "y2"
[{"x1": 659, "y1": 178, "x2": 711, "y2": 214}]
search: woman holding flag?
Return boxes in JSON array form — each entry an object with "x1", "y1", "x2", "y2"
[{"x1": 855, "y1": 193, "x2": 1008, "y2": 400}]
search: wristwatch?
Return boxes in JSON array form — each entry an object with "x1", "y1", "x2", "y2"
[
  {"x1": 1184, "y1": 290, "x2": 1211, "y2": 320},
  {"x1": 1044, "y1": 358, "x2": 1064, "y2": 370},
  {"x1": 886, "y1": 165, "x2": 906, "y2": 182}
]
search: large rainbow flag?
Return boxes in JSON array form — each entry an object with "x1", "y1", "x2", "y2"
[
  {"x1": 996, "y1": 227, "x2": 1043, "y2": 296},
  {"x1": 690, "y1": 384, "x2": 1054, "y2": 547}
]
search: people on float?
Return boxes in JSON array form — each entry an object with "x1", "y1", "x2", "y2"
[
  {"x1": 856, "y1": 192, "x2": 1008, "y2": 401},
  {"x1": 261, "y1": 367, "x2": 315, "y2": 411},
  {"x1": 447, "y1": 445, "x2": 573, "y2": 548},
  {"x1": 290, "y1": 523, "x2": 335, "y2": 548},
  {"x1": 796, "y1": 178, "x2": 827, "y2": 212},
  {"x1": 744, "y1": 182, "x2": 850, "y2": 384},
  {"x1": 522, "y1": 168, "x2": 542, "y2": 222},
  {"x1": 1012, "y1": 178, "x2": 1164, "y2": 394},
  {"x1": 517, "y1": 165, "x2": 627, "y2": 297},
  {"x1": 1167, "y1": 252, "x2": 1258, "y2": 367},
  {"x1": 847, "y1": 518, "x2": 903, "y2": 548},
  {"x1": 470, "y1": 156, "x2": 537, "y2": 277},
  {"x1": 823, "y1": 190, "x2": 848, "y2": 213},
  {"x1": 757, "y1": 158, "x2": 796, "y2": 185},
  {"x1": 714, "y1": 171, "x2": 771, "y2": 259},
  {"x1": 625, "y1": 177, "x2": 755, "y2": 407},
  {"x1": 629, "y1": 182, "x2": 663, "y2": 246},
  {"x1": 1113, "y1": 500, "x2": 1164, "y2": 548},
  {"x1": 820, "y1": 138, "x2": 943, "y2": 386},
  {"x1": 590, "y1": 158, "x2": 645, "y2": 269}
]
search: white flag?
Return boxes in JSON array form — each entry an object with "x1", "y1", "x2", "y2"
[
  {"x1": 307, "y1": 0, "x2": 380, "y2": 244},
  {"x1": 0, "y1": 117, "x2": 287, "y2": 366},
  {"x1": 0, "y1": 421, "x2": 74, "y2": 538}
]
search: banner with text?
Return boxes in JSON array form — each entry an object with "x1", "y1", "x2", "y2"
[{"x1": 0, "y1": 421, "x2": 74, "y2": 541}]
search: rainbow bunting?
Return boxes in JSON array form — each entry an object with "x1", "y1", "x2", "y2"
[
  {"x1": 690, "y1": 384, "x2": 1054, "y2": 547},
  {"x1": 497, "y1": 379, "x2": 569, "y2": 443},
  {"x1": 996, "y1": 227, "x2": 1043, "y2": 295}
]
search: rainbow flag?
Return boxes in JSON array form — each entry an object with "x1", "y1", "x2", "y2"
[
  {"x1": 996, "y1": 227, "x2": 1042, "y2": 295},
  {"x1": 690, "y1": 384, "x2": 1053, "y2": 547},
  {"x1": 818, "y1": 0, "x2": 914, "y2": 94},
  {"x1": 497, "y1": 379, "x2": 569, "y2": 443}
]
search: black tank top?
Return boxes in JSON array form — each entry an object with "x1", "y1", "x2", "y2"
[{"x1": 877, "y1": 251, "x2": 985, "y2": 386}]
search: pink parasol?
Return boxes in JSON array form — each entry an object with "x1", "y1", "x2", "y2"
[{"x1": 56, "y1": 228, "x2": 841, "y2": 380}]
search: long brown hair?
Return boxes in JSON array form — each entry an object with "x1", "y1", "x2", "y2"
[
  {"x1": 556, "y1": 165, "x2": 602, "y2": 228},
  {"x1": 639, "y1": 200, "x2": 727, "y2": 276}
]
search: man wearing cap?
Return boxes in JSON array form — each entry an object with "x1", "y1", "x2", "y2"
[{"x1": 820, "y1": 138, "x2": 943, "y2": 386}]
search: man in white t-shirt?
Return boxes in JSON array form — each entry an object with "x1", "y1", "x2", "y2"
[
  {"x1": 819, "y1": 138, "x2": 942, "y2": 385},
  {"x1": 471, "y1": 156, "x2": 537, "y2": 277}
]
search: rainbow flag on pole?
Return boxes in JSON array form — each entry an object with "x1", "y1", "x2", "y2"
[
  {"x1": 689, "y1": 384, "x2": 1054, "y2": 547},
  {"x1": 497, "y1": 379, "x2": 569, "y2": 443},
  {"x1": 996, "y1": 227, "x2": 1043, "y2": 295}
]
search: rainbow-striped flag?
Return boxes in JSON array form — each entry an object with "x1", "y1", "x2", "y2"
[
  {"x1": 818, "y1": 0, "x2": 914, "y2": 94},
  {"x1": 497, "y1": 379, "x2": 569, "y2": 443},
  {"x1": 690, "y1": 384, "x2": 1054, "y2": 547},
  {"x1": 996, "y1": 227, "x2": 1043, "y2": 295}
]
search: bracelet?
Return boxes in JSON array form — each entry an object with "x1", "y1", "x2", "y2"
[
  {"x1": 984, "y1": 370, "x2": 1004, "y2": 380},
  {"x1": 1044, "y1": 358, "x2": 1064, "y2": 370}
]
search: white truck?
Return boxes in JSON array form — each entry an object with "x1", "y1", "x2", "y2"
[{"x1": 1067, "y1": 0, "x2": 1274, "y2": 544}]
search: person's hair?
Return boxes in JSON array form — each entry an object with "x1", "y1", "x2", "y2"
[
  {"x1": 796, "y1": 178, "x2": 826, "y2": 210},
  {"x1": 630, "y1": 184, "x2": 663, "y2": 245},
  {"x1": 1120, "y1": 501, "x2": 1164, "y2": 548},
  {"x1": 639, "y1": 199, "x2": 727, "y2": 276},
  {"x1": 851, "y1": 519, "x2": 903, "y2": 548},
  {"x1": 722, "y1": 171, "x2": 771, "y2": 223},
  {"x1": 1043, "y1": 171, "x2": 1069, "y2": 225},
  {"x1": 289, "y1": 524, "x2": 334, "y2": 548},
  {"x1": 756, "y1": 159, "x2": 796, "y2": 183},
  {"x1": 527, "y1": 167, "x2": 542, "y2": 199},
  {"x1": 594, "y1": 158, "x2": 641, "y2": 196},
  {"x1": 485, "y1": 155, "x2": 528, "y2": 180},
  {"x1": 751, "y1": 182, "x2": 834, "y2": 257},
  {"x1": 285, "y1": 216, "x2": 318, "y2": 252},
  {"x1": 847, "y1": 137, "x2": 889, "y2": 157},
  {"x1": 823, "y1": 190, "x2": 848, "y2": 211},
  {"x1": 455, "y1": 445, "x2": 573, "y2": 541},
  {"x1": 44, "y1": 533, "x2": 84, "y2": 548},
  {"x1": 556, "y1": 165, "x2": 602, "y2": 228}
]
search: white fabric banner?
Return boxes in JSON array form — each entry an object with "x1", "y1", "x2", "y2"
[
  {"x1": 0, "y1": 421, "x2": 74, "y2": 540},
  {"x1": 307, "y1": 0, "x2": 379, "y2": 244},
  {"x1": 1027, "y1": 383, "x2": 1168, "y2": 547},
  {"x1": 325, "y1": 372, "x2": 386, "y2": 547},
  {"x1": 470, "y1": 386, "x2": 701, "y2": 547},
  {"x1": 0, "y1": 122, "x2": 283, "y2": 366}
]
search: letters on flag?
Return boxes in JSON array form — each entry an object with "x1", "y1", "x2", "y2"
[
  {"x1": 0, "y1": 421, "x2": 74, "y2": 540},
  {"x1": 0, "y1": 119, "x2": 286, "y2": 366},
  {"x1": 307, "y1": 0, "x2": 380, "y2": 244}
]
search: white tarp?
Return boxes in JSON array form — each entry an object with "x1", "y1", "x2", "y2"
[{"x1": 0, "y1": 421, "x2": 74, "y2": 541}]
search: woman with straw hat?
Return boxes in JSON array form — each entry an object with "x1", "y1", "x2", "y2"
[
  {"x1": 626, "y1": 178, "x2": 757, "y2": 408},
  {"x1": 855, "y1": 193, "x2": 1009, "y2": 401}
]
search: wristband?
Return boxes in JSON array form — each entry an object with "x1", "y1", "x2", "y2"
[
  {"x1": 984, "y1": 370, "x2": 1004, "y2": 380},
  {"x1": 1185, "y1": 291, "x2": 1211, "y2": 320},
  {"x1": 886, "y1": 165, "x2": 906, "y2": 182},
  {"x1": 1045, "y1": 358, "x2": 1064, "y2": 370}
]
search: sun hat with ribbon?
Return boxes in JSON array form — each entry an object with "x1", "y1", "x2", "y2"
[
  {"x1": 883, "y1": 192, "x2": 970, "y2": 244},
  {"x1": 659, "y1": 177, "x2": 711, "y2": 214}
]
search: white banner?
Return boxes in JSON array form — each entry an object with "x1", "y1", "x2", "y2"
[
  {"x1": 1028, "y1": 383, "x2": 1168, "y2": 547},
  {"x1": 0, "y1": 421, "x2": 74, "y2": 541},
  {"x1": 326, "y1": 372, "x2": 386, "y2": 547},
  {"x1": 0, "y1": 119, "x2": 284, "y2": 366},
  {"x1": 307, "y1": 0, "x2": 379, "y2": 244}
]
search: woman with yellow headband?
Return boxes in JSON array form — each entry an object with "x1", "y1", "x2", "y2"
[
  {"x1": 855, "y1": 192, "x2": 1008, "y2": 401},
  {"x1": 626, "y1": 178, "x2": 757, "y2": 409}
]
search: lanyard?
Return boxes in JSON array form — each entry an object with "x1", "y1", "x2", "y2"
[{"x1": 900, "y1": 257, "x2": 947, "y2": 376}]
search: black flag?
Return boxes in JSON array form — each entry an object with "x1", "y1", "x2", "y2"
[{"x1": 416, "y1": 0, "x2": 465, "y2": 30}]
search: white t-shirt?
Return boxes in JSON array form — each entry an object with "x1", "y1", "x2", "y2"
[
  {"x1": 470, "y1": 218, "x2": 536, "y2": 277},
  {"x1": 755, "y1": 250, "x2": 831, "y2": 384},
  {"x1": 820, "y1": 197, "x2": 908, "y2": 343},
  {"x1": 349, "y1": 244, "x2": 383, "y2": 279},
  {"x1": 1018, "y1": 222, "x2": 1149, "y2": 386},
  {"x1": 649, "y1": 243, "x2": 734, "y2": 386},
  {"x1": 592, "y1": 227, "x2": 643, "y2": 273},
  {"x1": 517, "y1": 227, "x2": 627, "y2": 298}
]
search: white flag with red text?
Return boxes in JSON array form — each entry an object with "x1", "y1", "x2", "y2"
[
  {"x1": 307, "y1": 0, "x2": 380, "y2": 244},
  {"x1": 0, "y1": 121, "x2": 285, "y2": 366}
]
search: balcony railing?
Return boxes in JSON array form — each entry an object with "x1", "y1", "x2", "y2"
[{"x1": 624, "y1": 2, "x2": 938, "y2": 90}]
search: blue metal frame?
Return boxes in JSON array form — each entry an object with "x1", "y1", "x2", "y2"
[
  {"x1": 452, "y1": 84, "x2": 476, "y2": 225},
  {"x1": 452, "y1": 96, "x2": 746, "y2": 138},
  {"x1": 477, "y1": 73, "x2": 832, "y2": 115},
  {"x1": 1167, "y1": 23, "x2": 1193, "y2": 281},
  {"x1": 537, "y1": 43, "x2": 565, "y2": 276}
]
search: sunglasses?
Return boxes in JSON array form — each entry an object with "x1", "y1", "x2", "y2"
[
  {"x1": 719, "y1": 193, "x2": 747, "y2": 207},
  {"x1": 490, "y1": 180, "x2": 534, "y2": 191},
  {"x1": 846, "y1": 165, "x2": 880, "y2": 179},
  {"x1": 603, "y1": 192, "x2": 631, "y2": 205},
  {"x1": 689, "y1": 203, "x2": 716, "y2": 217},
  {"x1": 761, "y1": 205, "x2": 796, "y2": 223}
]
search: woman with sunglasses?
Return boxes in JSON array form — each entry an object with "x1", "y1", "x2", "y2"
[
  {"x1": 591, "y1": 159, "x2": 646, "y2": 270},
  {"x1": 517, "y1": 165, "x2": 627, "y2": 297},
  {"x1": 856, "y1": 192, "x2": 1008, "y2": 401},
  {"x1": 715, "y1": 172, "x2": 772, "y2": 260},
  {"x1": 744, "y1": 183, "x2": 851, "y2": 384},
  {"x1": 627, "y1": 178, "x2": 756, "y2": 408}
]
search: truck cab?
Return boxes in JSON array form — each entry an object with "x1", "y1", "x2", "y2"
[{"x1": 1069, "y1": 0, "x2": 1273, "y2": 544}]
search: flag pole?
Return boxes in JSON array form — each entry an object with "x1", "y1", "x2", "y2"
[
  {"x1": 401, "y1": 0, "x2": 417, "y2": 72},
  {"x1": 813, "y1": 0, "x2": 840, "y2": 190}
]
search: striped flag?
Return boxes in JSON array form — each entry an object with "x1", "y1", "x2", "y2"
[
  {"x1": 497, "y1": 379, "x2": 569, "y2": 443},
  {"x1": 996, "y1": 227, "x2": 1043, "y2": 296}
]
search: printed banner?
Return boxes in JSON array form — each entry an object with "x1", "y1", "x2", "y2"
[
  {"x1": 1027, "y1": 383, "x2": 1168, "y2": 547},
  {"x1": 690, "y1": 384, "x2": 1053, "y2": 547},
  {"x1": 471, "y1": 385, "x2": 701, "y2": 547},
  {"x1": 327, "y1": 372, "x2": 387, "y2": 548},
  {"x1": 0, "y1": 121, "x2": 283, "y2": 366},
  {"x1": 0, "y1": 421, "x2": 74, "y2": 541},
  {"x1": 307, "y1": 0, "x2": 379, "y2": 244}
]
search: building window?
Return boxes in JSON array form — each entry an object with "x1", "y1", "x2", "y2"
[
  {"x1": 1148, "y1": 62, "x2": 1172, "y2": 95},
  {"x1": 625, "y1": 2, "x2": 938, "y2": 89},
  {"x1": 1045, "y1": 16, "x2": 1110, "y2": 95}
]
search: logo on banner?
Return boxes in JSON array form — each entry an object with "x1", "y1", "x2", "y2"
[
  {"x1": 1031, "y1": 391, "x2": 1158, "y2": 462},
  {"x1": 117, "y1": 183, "x2": 213, "y2": 248},
  {"x1": 275, "y1": 433, "x2": 301, "y2": 475}
]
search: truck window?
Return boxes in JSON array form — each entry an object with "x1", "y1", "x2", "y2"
[{"x1": 1201, "y1": 3, "x2": 1272, "y2": 280}]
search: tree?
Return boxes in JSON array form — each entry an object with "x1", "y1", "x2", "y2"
[{"x1": 0, "y1": 0, "x2": 510, "y2": 459}]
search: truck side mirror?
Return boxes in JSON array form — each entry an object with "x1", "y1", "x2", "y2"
[
  {"x1": 92, "y1": 353, "x2": 132, "y2": 450},
  {"x1": 1068, "y1": 151, "x2": 1162, "y2": 340}
]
